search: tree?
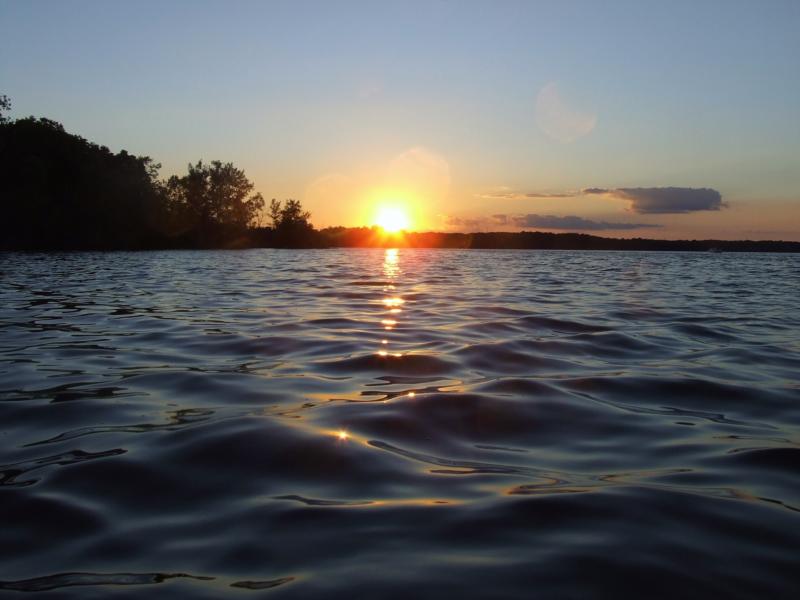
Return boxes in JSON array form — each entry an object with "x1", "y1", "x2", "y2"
[
  {"x1": 264, "y1": 198, "x2": 316, "y2": 247},
  {"x1": 165, "y1": 160, "x2": 265, "y2": 237},
  {"x1": 279, "y1": 199, "x2": 311, "y2": 228},
  {"x1": 0, "y1": 115, "x2": 166, "y2": 249},
  {"x1": 0, "y1": 94, "x2": 10, "y2": 123},
  {"x1": 268, "y1": 198, "x2": 282, "y2": 228}
]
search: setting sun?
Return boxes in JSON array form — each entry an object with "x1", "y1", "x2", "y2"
[{"x1": 375, "y1": 206, "x2": 411, "y2": 233}]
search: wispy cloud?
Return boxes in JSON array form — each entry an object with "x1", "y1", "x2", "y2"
[
  {"x1": 443, "y1": 213, "x2": 660, "y2": 232},
  {"x1": 511, "y1": 214, "x2": 660, "y2": 230},
  {"x1": 476, "y1": 188, "x2": 578, "y2": 200},
  {"x1": 583, "y1": 187, "x2": 725, "y2": 213},
  {"x1": 478, "y1": 185, "x2": 725, "y2": 215},
  {"x1": 523, "y1": 192, "x2": 576, "y2": 198},
  {"x1": 443, "y1": 216, "x2": 489, "y2": 229}
]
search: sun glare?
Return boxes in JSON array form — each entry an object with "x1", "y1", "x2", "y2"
[{"x1": 375, "y1": 206, "x2": 411, "y2": 233}]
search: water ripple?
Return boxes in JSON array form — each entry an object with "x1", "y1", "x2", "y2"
[{"x1": 1, "y1": 249, "x2": 799, "y2": 598}]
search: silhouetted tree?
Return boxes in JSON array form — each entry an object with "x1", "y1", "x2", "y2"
[
  {"x1": 262, "y1": 198, "x2": 317, "y2": 247},
  {"x1": 164, "y1": 160, "x2": 264, "y2": 246},
  {"x1": 0, "y1": 115, "x2": 166, "y2": 249},
  {"x1": 268, "y1": 198, "x2": 282, "y2": 228},
  {"x1": 0, "y1": 95, "x2": 10, "y2": 124},
  {"x1": 279, "y1": 199, "x2": 311, "y2": 228}
]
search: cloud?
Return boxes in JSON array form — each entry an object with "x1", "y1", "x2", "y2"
[
  {"x1": 491, "y1": 214, "x2": 510, "y2": 225},
  {"x1": 443, "y1": 214, "x2": 511, "y2": 229},
  {"x1": 511, "y1": 214, "x2": 661, "y2": 231},
  {"x1": 535, "y1": 82, "x2": 597, "y2": 143},
  {"x1": 583, "y1": 186, "x2": 725, "y2": 214},
  {"x1": 443, "y1": 215, "x2": 487, "y2": 229},
  {"x1": 475, "y1": 187, "x2": 581, "y2": 200},
  {"x1": 443, "y1": 213, "x2": 660, "y2": 232},
  {"x1": 523, "y1": 192, "x2": 575, "y2": 198}
]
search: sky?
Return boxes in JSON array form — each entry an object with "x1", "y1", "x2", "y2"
[{"x1": 2, "y1": 0, "x2": 799, "y2": 239}]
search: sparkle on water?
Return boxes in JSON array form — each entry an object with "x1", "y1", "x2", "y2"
[{"x1": 1, "y1": 248, "x2": 799, "y2": 598}]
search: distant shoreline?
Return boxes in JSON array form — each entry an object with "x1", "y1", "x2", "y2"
[
  {"x1": 4, "y1": 229, "x2": 800, "y2": 253},
  {"x1": 302, "y1": 229, "x2": 800, "y2": 253}
]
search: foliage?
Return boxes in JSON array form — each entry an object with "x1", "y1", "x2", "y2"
[
  {"x1": 263, "y1": 198, "x2": 316, "y2": 247},
  {"x1": 0, "y1": 99, "x2": 267, "y2": 250},
  {"x1": 268, "y1": 198, "x2": 282, "y2": 227},
  {"x1": 0, "y1": 116, "x2": 165, "y2": 250},
  {"x1": 164, "y1": 161, "x2": 264, "y2": 241},
  {"x1": 0, "y1": 94, "x2": 10, "y2": 124},
  {"x1": 269, "y1": 199, "x2": 311, "y2": 229}
]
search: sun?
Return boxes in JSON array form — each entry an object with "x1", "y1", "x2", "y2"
[{"x1": 374, "y1": 206, "x2": 410, "y2": 233}]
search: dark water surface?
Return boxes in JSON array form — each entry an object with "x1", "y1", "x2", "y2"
[{"x1": 1, "y1": 249, "x2": 799, "y2": 598}]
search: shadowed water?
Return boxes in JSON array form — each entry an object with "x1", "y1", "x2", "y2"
[{"x1": 1, "y1": 249, "x2": 799, "y2": 598}]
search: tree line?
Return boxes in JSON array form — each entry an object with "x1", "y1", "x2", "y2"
[
  {"x1": 1, "y1": 97, "x2": 798, "y2": 252},
  {"x1": 0, "y1": 97, "x2": 317, "y2": 250}
]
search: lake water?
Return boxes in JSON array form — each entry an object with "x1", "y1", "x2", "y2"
[{"x1": 1, "y1": 249, "x2": 799, "y2": 598}]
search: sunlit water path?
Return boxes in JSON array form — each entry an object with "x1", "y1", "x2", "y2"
[{"x1": 1, "y1": 249, "x2": 799, "y2": 598}]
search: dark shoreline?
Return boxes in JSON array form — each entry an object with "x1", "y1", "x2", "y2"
[
  {"x1": 4, "y1": 229, "x2": 799, "y2": 253},
  {"x1": 313, "y1": 230, "x2": 800, "y2": 253}
]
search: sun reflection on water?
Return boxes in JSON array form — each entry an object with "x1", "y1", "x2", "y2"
[
  {"x1": 381, "y1": 252, "x2": 401, "y2": 333},
  {"x1": 383, "y1": 248, "x2": 400, "y2": 279},
  {"x1": 372, "y1": 248, "x2": 419, "y2": 394}
]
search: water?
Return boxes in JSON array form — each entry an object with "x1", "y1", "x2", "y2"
[{"x1": 1, "y1": 249, "x2": 799, "y2": 598}]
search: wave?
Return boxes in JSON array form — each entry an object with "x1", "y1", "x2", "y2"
[{"x1": 1, "y1": 249, "x2": 799, "y2": 598}]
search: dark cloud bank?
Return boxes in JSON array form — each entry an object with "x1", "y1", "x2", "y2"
[
  {"x1": 583, "y1": 187, "x2": 725, "y2": 214},
  {"x1": 479, "y1": 186, "x2": 725, "y2": 215},
  {"x1": 519, "y1": 214, "x2": 658, "y2": 231},
  {"x1": 454, "y1": 186, "x2": 726, "y2": 232},
  {"x1": 446, "y1": 214, "x2": 658, "y2": 231}
]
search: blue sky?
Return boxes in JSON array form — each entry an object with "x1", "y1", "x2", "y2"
[{"x1": 2, "y1": 0, "x2": 798, "y2": 238}]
